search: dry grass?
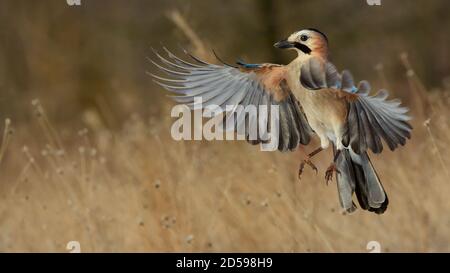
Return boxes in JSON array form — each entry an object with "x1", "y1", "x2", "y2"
[
  {"x1": 0, "y1": 11, "x2": 449, "y2": 253},
  {"x1": 0, "y1": 76, "x2": 449, "y2": 253}
]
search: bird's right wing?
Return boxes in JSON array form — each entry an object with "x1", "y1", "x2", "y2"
[
  {"x1": 150, "y1": 49, "x2": 313, "y2": 152},
  {"x1": 300, "y1": 57, "x2": 412, "y2": 154}
]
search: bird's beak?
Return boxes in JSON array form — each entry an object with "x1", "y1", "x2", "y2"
[{"x1": 274, "y1": 39, "x2": 294, "y2": 49}]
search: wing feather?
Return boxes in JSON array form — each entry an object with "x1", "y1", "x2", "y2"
[
  {"x1": 151, "y1": 49, "x2": 313, "y2": 151},
  {"x1": 300, "y1": 57, "x2": 412, "y2": 154}
]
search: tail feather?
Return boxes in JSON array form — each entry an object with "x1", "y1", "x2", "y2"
[
  {"x1": 334, "y1": 148, "x2": 357, "y2": 213},
  {"x1": 335, "y1": 148, "x2": 388, "y2": 214}
]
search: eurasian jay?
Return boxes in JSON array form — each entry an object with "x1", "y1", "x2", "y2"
[{"x1": 151, "y1": 28, "x2": 412, "y2": 214}]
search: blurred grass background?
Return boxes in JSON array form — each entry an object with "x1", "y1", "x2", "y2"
[{"x1": 0, "y1": 0, "x2": 449, "y2": 252}]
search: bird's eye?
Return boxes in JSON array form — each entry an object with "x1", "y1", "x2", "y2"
[{"x1": 300, "y1": 35, "x2": 309, "y2": 42}]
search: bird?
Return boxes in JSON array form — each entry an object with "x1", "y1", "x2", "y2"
[{"x1": 150, "y1": 28, "x2": 412, "y2": 214}]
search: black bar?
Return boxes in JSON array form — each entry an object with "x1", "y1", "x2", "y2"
[{"x1": 1, "y1": 253, "x2": 449, "y2": 272}]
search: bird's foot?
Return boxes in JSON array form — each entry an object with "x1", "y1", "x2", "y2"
[
  {"x1": 325, "y1": 163, "x2": 340, "y2": 185},
  {"x1": 298, "y1": 157, "x2": 318, "y2": 180}
]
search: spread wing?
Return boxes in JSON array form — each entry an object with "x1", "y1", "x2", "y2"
[
  {"x1": 150, "y1": 48, "x2": 313, "y2": 152},
  {"x1": 300, "y1": 57, "x2": 412, "y2": 154}
]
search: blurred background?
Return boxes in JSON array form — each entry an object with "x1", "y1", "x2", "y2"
[{"x1": 0, "y1": 0, "x2": 449, "y2": 252}]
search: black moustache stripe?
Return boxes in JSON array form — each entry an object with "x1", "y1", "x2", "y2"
[{"x1": 293, "y1": 42, "x2": 312, "y2": 55}]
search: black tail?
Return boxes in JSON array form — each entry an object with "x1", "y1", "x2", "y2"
[{"x1": 334, "y1": 148, "x2": 388, "y2": 214}]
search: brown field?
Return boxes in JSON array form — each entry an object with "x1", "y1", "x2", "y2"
[{"x1": 0, "y1": 1, "x2": 449, "y2": 252}]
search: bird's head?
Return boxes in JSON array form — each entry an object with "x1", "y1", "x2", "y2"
[{"x1": 274, "y1": 28, "x2": 329, "y2": 59}]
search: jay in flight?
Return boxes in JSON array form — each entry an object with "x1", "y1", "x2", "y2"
[{"x1": 151, "y1": 28, "x2": 412, "y2": 214}]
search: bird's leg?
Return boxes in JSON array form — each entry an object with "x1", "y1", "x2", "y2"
[
  {"x1": 325, "y1": 150, "x2": 342, "y2": 185},
  {"x1": 298, "y1": 147, "x2": 323, "y2": 180}
]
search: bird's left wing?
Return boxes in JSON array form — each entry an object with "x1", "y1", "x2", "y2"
[
  {"x1": 300, "y1": 57, "x2": 412, "y2": 154},
  {"x1": 150, "y1": 48, "x2": 313, "y2": 152}
]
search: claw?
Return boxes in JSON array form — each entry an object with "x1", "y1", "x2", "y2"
[
  {"x1": 298, "y1": 157, "x2": 318, "y2": 180},
  {"x1": 325, "y1": 163, "x2": 341, "y2": 185}
]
